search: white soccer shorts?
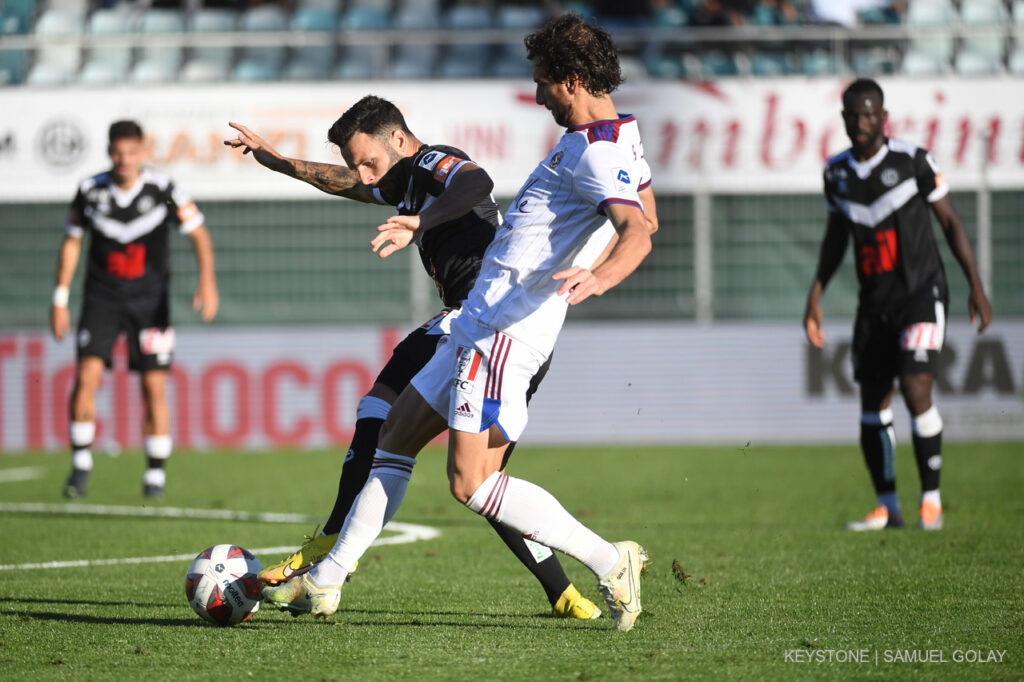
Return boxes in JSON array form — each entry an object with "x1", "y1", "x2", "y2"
[{"x1": 411, "y1": 315, "x2": 544, "y2": 442}]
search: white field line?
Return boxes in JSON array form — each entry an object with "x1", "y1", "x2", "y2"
[
  {"x1": 0, "y1": 502, "x2": 439, "y2": 571},
  {"x1": 0, "y1": 467, "x2": 46, "y2": 483}
]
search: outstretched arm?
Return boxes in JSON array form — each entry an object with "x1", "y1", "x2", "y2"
[
  {"x1": 803, "y1": 212, "x2": 849, "y2": 348},
  {"x1": 371, "y1": 163, "x2": 494, "y2": 258},
  {"x1": 931, "y1": 196, "x2": 992, "y2": 333},
  {"x1": 224, "y1": 122, "x2": 377, "y2": 203}
]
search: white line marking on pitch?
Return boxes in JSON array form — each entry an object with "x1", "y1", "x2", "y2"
[
  {"x1": 0, "y1": 467, "x2": 45, "y2": 484},
  {"x1": 0, "y1": 503, "x2": 439, "y2": 571}
]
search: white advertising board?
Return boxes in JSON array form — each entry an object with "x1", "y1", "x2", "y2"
[
  {"x1": 0, "y1": 77, "x2": 1022, "y2": 201},
  {"x1": 1, "y1": 321, "x2": 1021, "y2": 452}
]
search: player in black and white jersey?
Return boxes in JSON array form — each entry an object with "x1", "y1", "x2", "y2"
[
  {"x1": 51, "y1": 120, "x2": 219, "y2": 499},
  {"x1": 225, "y1": 96, "x2": 605, "y2": 619},
  {"x1": 803, "y1": 79, "x2": 992, "y2": 531}
]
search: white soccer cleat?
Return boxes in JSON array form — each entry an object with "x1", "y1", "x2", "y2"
[
  {"x1": 846, "y1": 506, "x2": 904, "y2": 531},
  {"x1": 597, "y1": 541, "x2": 649, "y2": 632},
  {"x1": 261, "y1": 573, "x2": 342, "y2": 621}
]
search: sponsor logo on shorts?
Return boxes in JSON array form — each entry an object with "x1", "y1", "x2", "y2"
[
  {"x1": 78, "y1": 329, "x2": 90, "y2": 348},
  {"x1": 900, "y1": 323, "x2": 941, "y2": 351},
  {"x1": 452, "y1": 346, "x2": 482, "y2": 392},
  {"x1": 454, "y1": 401, "x2": 474, "y2": 418},
  {"x1": 139, "y1": 327, "x2": 176, "y2": 355}
]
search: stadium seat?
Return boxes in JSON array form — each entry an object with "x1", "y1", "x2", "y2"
[
  {"x1": 139, "y1": 9, "x2": 185, "y2": 72},
  {"x1": 179, "y1": 58, "x2": 229, "y2": 82},
  {"x1": 188, "y1": 9, "x2": 237, "y2": 71},
  {"x1": 851, "y1": 46, "x2": 898, "y2": 75},
  {"x1": 490, "y1": 55, "x2": 531, "y2": 79},
  {"x1": 85, "y1": 7, "x2": 133, "y2": 76},
  {"x1": 388, "y1": 55, "x2": 433, "y2": 79},
  {"x1": 239, "y1": 4, "x2": 288, "y2": 69},
  {"x1": 283, "y1": 56, "x2": 331, "y2": 80},
  {"x1": 130, "y1": 57, "x2": 179, "y2": 83},
  {"x1": 1015, "y1": 0, "x2": 1024, "y2": 24},
  {"x1": 399, "y1": 0, "x2": 441, "y2": 11},
  {"x1": 1, "y1": 0, "x2": 36, "y2": 34},
  {"x1": 907, "y1": 0, "x2": 956, "y2": 61},
  {"x1": 751, "y1": 51, "x2": 792, "y2": 76},
  {"x1": 290, "y1": 7, "x2": 338, "y2": 73},
  {"x1": 335, "y1": 42, "x2": 388, "y2": 79},
  {"x1": 437, "y1": 58, "x2": 485, "y2": 79},
  {"x1": 954, "y1": 50, "x2": 1002, "y2": 75},
  {"x1": 697, "y1": 50, "x2": 738, "y2": 77},
  {"x1": 334, "y1": 57, "x2": 375, "y2": 79},
  {"x1": 340, "y1": 6, "x2": 390, "y2": 29},
  {"x1": 233, "y1": 57, "x2": 281, "y2": 81},
  {"x1": 901, "y1": 49, "x2": 947, "y2": 75},
  {"x1": 960, "y1": 0, "x2": 1009, "y2": 60},
  {"x1": 295, "y1": 0, "x2": 342, "y2": 9},
  {"x1": 45, "y1": 0, "x2": 88, "y2": 15},
  {"x1": 33, "y1": 8, "x2": 84, "y2": 71},
  {"x1": 1008, "y1": 48, "x2": 1024, "y2": 74},
  {"x1": 393, "y1": 5, "x2": 440, "y2": 67},
  {"x1": 25, "y1": 59, "x2": 76, "y2": 85},
  {"x1": 800, "y1": 50, "x2": 843, "y2": 75},
  {"x1": 0, "y1": 47, "x2": 28, "y2": 84},
  {"x1": 443, "y1": 3, "x2": 492, "y2": 66},
  {"x1": 78, "y1": 57, "x2": 127, "y2": 83}
]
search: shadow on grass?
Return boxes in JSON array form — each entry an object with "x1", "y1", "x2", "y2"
[{"x1": 0, "y1": 596, "x2": 173, "y2": 608}]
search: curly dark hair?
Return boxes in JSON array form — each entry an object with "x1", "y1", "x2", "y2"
[
  {"x1": 328, "y1": 95, "x2": 413, "y2": 148},
  {"x1": 108, "y1": 120, "x2": 143, "y2": 143},
  {"x1": 524, "y1": 13, "x2": 623, "y2": 95}
]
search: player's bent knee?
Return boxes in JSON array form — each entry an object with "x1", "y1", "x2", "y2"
[{"x1": 459, "y1": 470, "x2": 503, "y2": 513}]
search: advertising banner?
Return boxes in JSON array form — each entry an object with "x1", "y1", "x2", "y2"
[
  {"x1": 0, "y1": 77, "x2": 1022, "y2": 201},
  {"x1": 1, "y1": 321, "x2": 1020, "y2": 451}
]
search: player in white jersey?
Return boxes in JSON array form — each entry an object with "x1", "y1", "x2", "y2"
[{"x1": 264, "y1": 13, "x2": 658, "y2": 632}]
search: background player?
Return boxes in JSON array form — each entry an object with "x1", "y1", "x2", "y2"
[
  {"x1": 51, "y1": 120, "x2": 218, "y2": 499},
  {"x1": 803, "y1": 78, "x2": 992, "y2": 531},
  {"x1": 225, "y1": 97, "x2": 603, "y2": 619},
  {"x1": 265, "y1": 14, "x2": 658, "y2": 632}
]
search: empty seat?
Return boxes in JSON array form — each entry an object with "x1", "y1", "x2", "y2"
[
  {"x1": 751, "y1": 51, "x2": 792, "y2": 76},
  {"x1": 334, "y1": 57, "x2": 375, "y2": 79},
  {"x1": 388, "y1": 55, "x2": 433, "y2": 79},
  {"x1": 239, "y1": 4, "x2": 288, "y2": 69},
  {"x1": 139, "y1": 9, "x2": 185, "y2": 71},
  {"x1": 188, "y1": 9, "x2": 237, "y2": 70},
  {"x1": 907, "y1": 0, "x2": 956, "y2": 60},
  {"x1": 901, "y1": 49, "x2": 946, "y2": 75},
  {"x1": 1, "y1": 0, "x2": 37, "y2": 34},
  {"x1": 800, "y1": 50, "x2": 843, "y2": 75},
  {"x1": 130, "y1": 57, "x2": 179, "y2": 83},
  {"x1": 954, "y1": 50, "x2": 1002, "y2": 75},
  {"x1": 34, "y1": 8, "x2": 84, "y2": 71},
  {"x1": 284, "y1": 56, "x2": 331, "y2": 80},
  {"x1": 25, "y1": 60, "x2": 76, "y2": 85},
  {"x1": 393, "y1": 6, "x2": 440, "y2": 65},
  {"x1": 79, "y1": 57, "x2": 127, "y2": 83},
  {"x1": 179, "y1": 58, "x2": 229, "y2": 82},
  {"x1": 960, "y1": 0, "x2": 1009, "y2": 60},
  {"x1": 490, "y1": 55, "x2": 530, "y2": 78},
  {"x1": 443, "y1": 3, "x2": 491, "y2": 64},
  {"x1": 233, "y1": 57, "x2": 281, "y2": 81},
  {"x1": 437, "y1": 58, "x2": 484, "y2": 79},
  {"x1": 340, "y1": 6, "x2": 389, "y2": 29},
  {"x1": 86, "y1": 7, "x2": 133, "y2": 75},
  {"x1": 291, "y1": 7, "x2": 338, "y2": 72},
  {"x1": 1008, "y1": 48, "x2": 1024, "y2": 74},
  {"x1": 0, "y1": 48, "x2": 28, "y2": 84}
]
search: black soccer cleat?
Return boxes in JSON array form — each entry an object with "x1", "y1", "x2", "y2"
[
  {"x1": 143, "y1": 483, "x2": 165, "y2": 499},
  {"x1": 63, "y1": 468, "x2": 91, "y2": 499}
]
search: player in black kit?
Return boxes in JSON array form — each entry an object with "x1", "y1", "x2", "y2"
[
  {"x1": 803, "y1": 79, "x2": 992, "y2": 531},
  {"x1": 51, "y1": 120, "x2": 219, "y2": 499},
  {"x1": 225, "y1": 96, "x2": 603, "y2": 619}
]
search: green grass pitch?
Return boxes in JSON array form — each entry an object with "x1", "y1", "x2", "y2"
[{"x1": 0, "y1": 442, "x2": 1021, "y2": 681}]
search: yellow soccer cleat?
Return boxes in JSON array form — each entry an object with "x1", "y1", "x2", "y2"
[
  {"x1": 596, "y1": 541, "x2": 649, "y2": 632},
  {"x1": 258, "y1": 528, "x2": 338, "y2": 585},
  {"x1": 261, "y1": 573, "x2": 341, "y2": 621},
  {"x1": 551, "y1": 584, "x2": 602, "y2": 620}
]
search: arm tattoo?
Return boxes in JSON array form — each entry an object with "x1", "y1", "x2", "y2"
[{"x1": 292, "y1": 160, "x2": 360, "y2": 195}]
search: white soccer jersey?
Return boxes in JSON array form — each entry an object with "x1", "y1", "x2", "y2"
[{"x1": 460, "y1": 114, "x2": 651, "y2": 356}]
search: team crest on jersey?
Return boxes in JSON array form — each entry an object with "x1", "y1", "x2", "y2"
[
  {"x1": 549, "y1": 149, "x2": 564, "y2": 169},
  {"x1": 417, "y1": 151, "x2": 444, "y2": 171},
  {"x1": 136, "y1": 195, "x2": 156, "y2": 213},
  {"x1": 452, "y1": 345, "x2": 482, "y2": 393},
  {"x1": 612, "y1": 167, "x2": 631, "y2": 191},
  {"x1": 88, "y1": 187, "x2": 111, "y2": 213},
  {"x1": 881, "y1": 168, "x2": 899, "y2": 187}
]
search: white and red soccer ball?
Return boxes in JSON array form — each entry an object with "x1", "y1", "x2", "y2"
[{"x1": 185, "y1": 544, "x2": 262, "y2": 626}]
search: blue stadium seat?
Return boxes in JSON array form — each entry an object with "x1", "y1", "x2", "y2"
[
  {"x1": 851, "y1": 47, "x2": 898, "y2": 75},
  {"x1": 85, "y1": 7, "x2": 133, "y2": 76},
  {"x1": 139, "y1": 9, "x2": 185, "y2": 71},
  {"x1": 33, "y1": 8, "x2": 83, "y2": 72},
  {"x1": 751, "y1": 51, "x2": 792, "y2": 76},
  {"x1": 79, "y1": 57, "x2": 127, "y2": 84},
  {"x1": 490, "y1": 55, "x2": 530, "y2": 79},
  {"x1": 291, "y1": 7, "x2": 338, "y2": 72},
  {"x1": 699, "y1": 51, "x2": 738, "y2": 77},
  {"x1": 1, "y1": 0, "x2": 36, "y2": 34},
  {"x1": 130, "y1": 57, "x2": 179, "y2": 83},
  {"x1": 954, "y1": 50, "x2": 1002, "y2": 75},
  {"x1": 233, "y1": 57, "x2": 281, "y2": 81},
  {"x1": 1008, "y1": 48, "x2": 1024, "y2": 75},
  {"x1": 334, "y1": 57, "x2": 375, "y2": 79},
  {"x1": 494, "y1": 5, "x2": 541, "y2": 63},
  {"x1": 0, "y1": 47, "x2": 28, "y2": 84},
  {"x1": 441, "y1": 3, "x2": 492, "y2": 76},
  {"x1": 340, "y1": 6, "x2": 389, "y2": 29},
  {"x1": 284, "y1": 56, "x2": 331, "y2": 80},
  {"x1": 179, "y1": 58, "x2": 229, "y2": 82},
  {"x1": 901, "y1": 49, "x2": 947, "y2": 75},
  {"x1": 25, "y1": 59, "x2": 76, "y2": 85},
  {"x1": 239, "y1": 5, "x2": 289, "y2": 69},
  {"x1": 800, "y1": 50, "x2": 843, "y2": 75},
  {"x1": 437, "y1": 58, "x2": 485, "y2": 79},
  {"x1": 393, "y1": 5, "x2": 440, "y2": 66},
  {"x1": 389, "y1": 55, "x2": 433, "y2": 79},
  {"x1": 188, "y1": 9, "x2": 237, "y2": 71}
]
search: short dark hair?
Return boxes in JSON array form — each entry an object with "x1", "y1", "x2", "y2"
[
  {"x1": 328, "y1": 95, "x2": 412, "y2": 148},
  {"x1": 524, "y1": 13, "x2": 623, "y2": 95},
  {"x1": 843, "y1": 78, "x2": 884, "y2": 107},
  {"x1": 108, "y1": 120, "x2": 143, "y2": 144}
]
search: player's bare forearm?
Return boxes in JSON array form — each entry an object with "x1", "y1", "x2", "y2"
[
  {"x1": 259, "y1": 155, "x2": 374, "y2": 202},
  {"x1": 561, "y1": 203, "x2": 650, "y2": 303},
  {"x1": 188, "y1": 225, "x2": 219, "y2": 321},
  {"x1": 55, "y1": 234, "x2": 81, "y2": 288},
  {"x1": 638, "y1": 186, "x2": 659, "y2": 235},
  {"x1": 417, "y1": 165, "x2": 494, "y2": 232}
]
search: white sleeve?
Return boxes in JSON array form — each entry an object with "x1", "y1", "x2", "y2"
[
  {"x1": 572, "y1": 142, "x2": 643, "y2": 216},
  {"x1": 171, "y1": 185, "x2": 205, "y2": 234}
]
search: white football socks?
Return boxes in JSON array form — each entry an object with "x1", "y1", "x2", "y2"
[
  {"x1": 312, "y1": 450, "x2": 416, "y2": 586},
  {"x1": 465, "y1": 471, "x2": 619, "y2": 578},
  {"x1": 70, "y1": 421, "x2": 95, "y2": 471}
]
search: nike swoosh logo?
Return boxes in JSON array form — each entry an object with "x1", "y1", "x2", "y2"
[{"x1": 620, "y1": 552, "x2": 638, "y2": 613}]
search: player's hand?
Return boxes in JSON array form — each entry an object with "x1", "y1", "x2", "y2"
[
  {"x1": 194, "y1": 280, "x2": 219, "y2": 322},
  {"x1": 51, "y1": 305, "x2": 70, "y2": 341},
  {"x1": 224, "y1": 122, "x2": 278, "y2": 160},
  {"x1": 371, "y1": 215, "x2": 420, "y2": 259},
  {"x1": 552, "y1": 266, "x2": 606, "y2": 305},
  {"x1": 804, "y1": 302, "x2": 825, "y2": 348},
  {"x1": 968, "y1": 286, "x2": 992, "y2": 333}
]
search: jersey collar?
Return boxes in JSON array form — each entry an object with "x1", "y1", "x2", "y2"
[
  {"x1": 567, "y1": 113, "x2": 635, "y2": 132},
  {"x1": 848, "y1": 140, "x2": 889, "y2": 180}
]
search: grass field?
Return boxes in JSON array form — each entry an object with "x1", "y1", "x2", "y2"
[{"x1": 0, "y1": 442, "x2": 1021, "y2": 681}]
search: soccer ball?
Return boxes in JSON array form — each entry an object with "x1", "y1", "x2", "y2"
[{"x1": 185, "y1": 544, "x2": 263, "y2": 626}]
